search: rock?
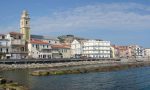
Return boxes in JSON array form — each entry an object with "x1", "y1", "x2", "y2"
[{"x1": 0, "y1": 78, "x2": 7, "y2": 84}]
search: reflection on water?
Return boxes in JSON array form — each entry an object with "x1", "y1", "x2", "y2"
[{"x1": 1, "y1": 67, "x2": 150, "y2": 90}]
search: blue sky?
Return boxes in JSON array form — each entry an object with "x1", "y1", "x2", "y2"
[{"x1": 0, "y1": 0, "x2": 150, "y2": 47}]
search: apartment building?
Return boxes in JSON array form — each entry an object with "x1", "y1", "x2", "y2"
[
  {"x1": 51, "y1": 44, "x2": 71, "y2": 58},
  {"x1": 129, "y1": 45, "x2": 145, "y2": 58},
  {"x1": 144, "y1": 48, "x2": 150, "y2": 58},
  {"x1": 71, "y1": 39, "x2": 86, "y2": 58},
  {"x1": 28, "y1": 39, "x2": 52, "y2": 59},
  {"x1": 113, "y1": 45, "x2": 132, "y2": 58},
  {"x1": 0, "y1": 34, "x2": 10, "y2": 59},
  {"x1": 82, "y1": 40, "x2": 111, "y2": 58},
  {"x1": 7, "y1": 32, "x2": 28, "y2": 59}
]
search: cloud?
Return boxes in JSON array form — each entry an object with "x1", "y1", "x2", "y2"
[
  {"x1": 1, "y1": 3, "x2": 150, "y2": 35},
  {"x1": 31, "y1": 3, "x2": 150, "y2": 34},
  {"x1": 0, "y1": 25, "x2": 18, "y2": 34}
]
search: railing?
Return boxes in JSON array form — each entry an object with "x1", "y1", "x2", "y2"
[{"x1": 11, "y1": 39, "x2": 25, "y2": 45}]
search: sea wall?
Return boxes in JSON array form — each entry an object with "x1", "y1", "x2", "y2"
[
  {"x1": 0, "y1": 61, "x2": 122, "y2": 71},
  {"x1": 30, "y1": 61, "x2": 150, "y2": 76}
]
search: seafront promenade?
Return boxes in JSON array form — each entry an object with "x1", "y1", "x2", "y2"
[{"x1": 0, "y1": 58, "x2": 120, "y2": 64}]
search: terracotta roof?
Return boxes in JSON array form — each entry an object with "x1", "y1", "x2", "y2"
[
  {"x1": 9, "y1": 32, "x2": 23, "y2": 35},
  {"x1": 30, "y1": 39, "x2": 49, "y2": 44},
  {"x1": 51, "y1": 44, "x2": 70, "y2": 49}
]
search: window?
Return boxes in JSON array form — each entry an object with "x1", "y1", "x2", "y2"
[
  {"x1": 2, "y1": 36, "x2": 5, "y2": 39},
  {"x1": 19, "y1": 36, "x2": 21, "y2": 39},
  {"x1": 26, "y1": 21, "x2": 28, "y2": 25},
  {"x1": 36, "y1": 45, "x2": 38, "y2": 48},
  {"x1": 6, "y1": 49, "x2": 8, "y2": 53}
]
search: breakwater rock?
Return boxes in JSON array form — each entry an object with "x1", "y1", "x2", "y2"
[
  {"x1": 0, "y1": 77, "x2": 28, "y2": 90},
  {"x1": 31, "y1": 61, "x2": 150, "y2": 76}
]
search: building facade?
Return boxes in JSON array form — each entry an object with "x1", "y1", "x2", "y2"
[
  {"x1": 28, "y1": 39, "x2": 52, "y2": 59},
  {"x1": 82, "y1": 40, "x2": 111, "y2": 58},
  {"x1": 7, "y1": 32, "x2": 28, "y2": 59},
  {"x1": 0, "y1": 32, "x2": 28, "y2": 59},
  {"x1": 113, "y1": 45, "x2": 132, "y2": 58},
  {"x1": 71, "y1": 39, "x2": 84, "y2": 58},
  {"x1": 129, "y1": 45, "x2": 145, "y2": 58},
  {"x1": 0, "y1": 34, "x2": 10, "y2": 59},
  {"x1": 51, "y1": 44, "x2": 71, "y2": 58},
  {"x1": 144, "y1": 48, "x2": 150, "y2": 58}
]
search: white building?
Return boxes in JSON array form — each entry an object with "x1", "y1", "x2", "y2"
[
  {"x1": 0, "y1": 34, "x2": 10, "y2": 59},
  {"x1": 28, "y1": 39, "x2": 52, "y2": 59},
  {"x1": 82, "y1": 40, "x2": 111, "y2": 58},
  {"x1": 71, "y1": 39, "x2": 84, "y2": 58},
  {"x1": 0, "y1": 32, "x2": 28, "y2": 59},
  {"x1": 144, "y1": 48, "x2": 150, "y2": 58},
  {"x1": 7, "y1": 32, "x2": 27, "y2": 59},
  {"x1": 130, "y1": 45, "x2": 145, "y2": 58}
]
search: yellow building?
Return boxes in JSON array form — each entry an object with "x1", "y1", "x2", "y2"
[{"x1": 110, "y1": 46, "x2": 115, "y2": 58}]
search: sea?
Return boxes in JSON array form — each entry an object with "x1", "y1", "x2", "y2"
[{"x1": 1, "y1": 66, "x2": 150, "y2": 90}]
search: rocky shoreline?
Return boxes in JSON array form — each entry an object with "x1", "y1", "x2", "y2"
[
  {"x1": 1, "y1": 60, "x2": 150, "y2": 76},
  {"x1": 28, "y1": 61, "x2": 150, "y2": 76},
  {"x1": 30, "y1": 61, "x2": 150, "y2": 76},
  {"x1": 0, "y1": 77, "x2": 28, "y2": 90},
  {"x1": 0, "y1": 61, "x2": 124, "y2": 71}
]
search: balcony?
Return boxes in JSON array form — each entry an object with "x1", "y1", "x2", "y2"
[
  {"x1": 0, "y1": 45, "x2": 8, "y2": 48},
  {"x1": 11, "y1": 39, "x2": 25, "y2": 45},
  {"x1": 11, "y1": 50, "x2": 28, "y2": 54}
]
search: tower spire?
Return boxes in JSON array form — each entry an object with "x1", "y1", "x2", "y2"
[{"x1": 20, "y1": 10, "x2": 30, "y2": 42}]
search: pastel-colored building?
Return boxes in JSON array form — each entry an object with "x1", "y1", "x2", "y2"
[
  {"x1": 51, "y1": 44, "x2": 71, "y2": 58},
  {"x1": 28, "y1": 39, "x2": 52, "y2": 59},
  {"x1": 110, "y1": 46, "x2": 115, "y2": 58},
  {"x1": 113, "y1": 45, "x2": 132, "y2": 58}
]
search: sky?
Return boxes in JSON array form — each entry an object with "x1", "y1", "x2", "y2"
[{"x1": 0, "y1": 0, "x2": 150, "y2": 47}]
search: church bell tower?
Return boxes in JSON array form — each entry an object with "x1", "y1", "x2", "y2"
[{"x1": 20, "y1": 10, "x2": 30, "y2": 42}]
